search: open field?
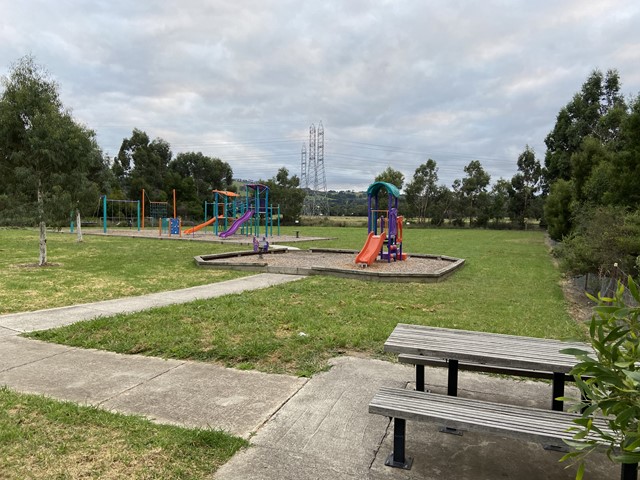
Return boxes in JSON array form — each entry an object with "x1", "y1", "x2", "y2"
[
  {"x1": 4, "y1": 226, "x2": 585, "y2": 478},
  {"x1": 26, "y1": 227, "x2": 585, "y2": 377},
  {"x1": 0, "y1": 229, "x2": 249, "y2": 314}
]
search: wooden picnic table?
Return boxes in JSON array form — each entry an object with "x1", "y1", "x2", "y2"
[{"x1": 384, "y1": 323, "x2": 594, "y2": 411}]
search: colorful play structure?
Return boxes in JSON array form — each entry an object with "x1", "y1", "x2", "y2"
[
  {"x1": 355, "y1": 181, "x2": 406, "y2": 266},
  {"x1": 87, "y1": 183, "x2": 279, "y2": 238},
  {"x1": 184, "y1": 183, "x2": 280, "y2": 238}
]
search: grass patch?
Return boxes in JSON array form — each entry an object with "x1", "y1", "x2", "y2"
[
  {"x1": 0, "y1": 229, "x2": 249, "y2": 314},
  {"x1": 28, "y1": 228, "x2": 584, "y2": 377},
  {"x1": 0, "y1": 387, "x2": 247, "y2": 479}
]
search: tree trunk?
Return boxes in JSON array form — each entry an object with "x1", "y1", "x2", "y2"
[
  {"x1": 76, "y1": 208, "x2": 83, "y2": 243},
  {"x1": 37, "y1": 179, "x2": 47, "y2": 266}
]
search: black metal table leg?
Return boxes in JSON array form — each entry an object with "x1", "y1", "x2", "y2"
[
  {"x1": 448, "y1": 359, "x2": 459, "y2": 396},
  {"x1": 385, "y1": 418, "x2": 413, "y2": 469},
  {"x1": 621, "y1": 462, "x2": 638, "y2": 480},
  {"x1": 416, "y1": 364, "x2": 425, "y2": 391},
  {"x1": 552, "y1": 372, "x2": 565, "y2": 411}
]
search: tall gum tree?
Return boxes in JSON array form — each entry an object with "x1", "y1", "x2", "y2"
[{"x1": 0, "y1": 56, "x2": 104, "y2": 264}]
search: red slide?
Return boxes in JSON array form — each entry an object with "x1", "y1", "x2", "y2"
[{"x1": 355, "y1": 231, "x2": 386, "y2": 266}]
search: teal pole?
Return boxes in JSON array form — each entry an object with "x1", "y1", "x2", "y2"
[
  {"x1": 246, "y1": 184, "x2": 250, "y2": 237},
  {"x1": 103, "y1": 195, "x2": 107, "y2": 233},
  {"x1": 255, "y1": 190, "x2": 259, "y2": 237},
  {"x1": 137, "y1": 200, "x2": 141, "y2": 231},
  {"x1": 265, "y1": 188, "x2": 270, "y2": 238},
  {"x1": 214, "y1": 192, "x2": 219, "y2": 235}
]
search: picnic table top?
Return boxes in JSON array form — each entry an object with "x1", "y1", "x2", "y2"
[{"x1": 384, "y1": 323, "x2": 593, "y2": 373}]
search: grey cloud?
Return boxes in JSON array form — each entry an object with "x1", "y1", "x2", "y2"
[{"x1": 1, "y1": 0, "x2": 640, "y2": 191}]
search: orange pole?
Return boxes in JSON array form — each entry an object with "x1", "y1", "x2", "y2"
[
  {"x1": 141, "y1": 189, "x2": 145, "y2": 229},
  {"x1": 173, "y1": 189, "x2": 176, "y2": 219}
]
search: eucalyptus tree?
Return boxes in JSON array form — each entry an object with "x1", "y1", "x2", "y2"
[
  {"x1": 374, "y1": 166, "x2": 405, "y2": 190},
  {"x1": 461, "y1": 160, "x2": 490, "y2": 224},
  {"x1": 0, "y1": 55, "x2": 105, "y2": 264},
  {"x1": 405, "y1": 159, "x2": 439, "y2": 223}
]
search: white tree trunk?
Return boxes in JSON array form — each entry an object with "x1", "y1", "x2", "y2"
[
  {"x1": 76, "y1": 209, "x2": 83, "y2": 242},
  {"x1": 37, "y1": 179, "x2": 47, "y2": 266}
]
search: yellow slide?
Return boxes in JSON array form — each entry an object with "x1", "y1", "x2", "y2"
[{"x1": 355, "y1": 231, "x2": 386, "y2": 266}]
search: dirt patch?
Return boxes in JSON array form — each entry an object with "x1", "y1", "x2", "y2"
[{"x1": 562, "y1": 277, "x2": 595, "y2": 327}]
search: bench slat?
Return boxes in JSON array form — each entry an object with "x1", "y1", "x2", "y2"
[
  {"x1": 369, "y1": 387, "x2": 609, "y2": 446},
  {"x1": 397, "y1": 354, "x2": 562, "y2": 380},
  {"x1": 384, "y1": 323, "x2": 592, "y2": 372}
]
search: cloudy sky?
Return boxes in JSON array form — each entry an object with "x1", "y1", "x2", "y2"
[{"x1": 2, "y1": 1, "x2": 639, "y2": 191}]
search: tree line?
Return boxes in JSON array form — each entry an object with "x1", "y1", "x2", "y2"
[
  {"x1": 370, "y1": 151, "x2": 542, "y2": 229},
  {"x1": 543, "y1": 69, "x2": 640, "y2": 279}
]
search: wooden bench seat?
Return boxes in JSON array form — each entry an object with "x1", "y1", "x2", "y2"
[{"x1": 368, "y1": 387, "x2": 638, "y2": 479}]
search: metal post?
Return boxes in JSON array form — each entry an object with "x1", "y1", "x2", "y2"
[
  {"x1": 385, "y1": 418, "x2": 412, "y2": 469},
  {"x1": 416, "y1": 365, "x2": 425, "y2": 392},
  {"x1": 552, "y1": 372, "x2": 565, "y2": 411},
  {"x1": 136, "y1": 201, "x2": 141, "y2": 231},
  {"x1": 102, "y1": 195, "x2": 107, "y2": 233},
  {"x1": 621, "y1": 463, "x2": 638, "y2": 480},
  {"x1": 448, "y1": 359, "x2": 459, "y2": 396}
]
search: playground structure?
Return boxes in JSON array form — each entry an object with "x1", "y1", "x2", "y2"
[
  {"x1": 142, "y1": 188, "x2": 177, "y2": 230},
  {"x1": 97, "y1": 195, "x2": 141, "y2": 233},
  {"x1": 159, "y1": 217, "x2": 182, "y2": 237},
  {"x1": 86, "y1": 183, "x2": 280, "y2": 238},
  {"x1": 355, "y1": 181, "x2": 406, "y2": 266},
  {"x1": 185, "y1": 184, "x2": 280, "y2": 238}
]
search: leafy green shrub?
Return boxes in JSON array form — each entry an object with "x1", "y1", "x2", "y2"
[
  {"x1": 560, "y1": 277, "x2": 640, "y2": 479},
  {"x1": 557, "y1": 205, "x2": 640, "y2": 277}
]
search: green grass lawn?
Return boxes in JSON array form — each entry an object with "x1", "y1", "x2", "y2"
[
  {"x1": 0, "y1": 387, "x2": 247, "y2": 479},
  {"x1": 26, "y1": 226, "x2": 585, "y2": 377},
  {"x1": 0, "y1": 228, "x2": 249, "y2": 314}
]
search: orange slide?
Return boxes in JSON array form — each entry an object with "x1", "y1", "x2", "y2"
[
  {"x1": 355, "y1": 231, "x2": 386, "y2": 266},
  {"x1": 183, "y1": 217, "x2": 217, "y2": 235}
]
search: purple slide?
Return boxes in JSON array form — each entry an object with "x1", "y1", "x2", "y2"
[{"x1": 219, "y1": 210, "x2": 253, "y2": 238}]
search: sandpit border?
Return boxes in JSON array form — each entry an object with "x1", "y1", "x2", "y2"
[{"x1": 194, "y1": 248, "x2": 465, "y2": 283}]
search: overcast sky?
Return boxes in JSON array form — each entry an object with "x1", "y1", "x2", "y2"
[{"x1": 2, "y1": 1, "x2": 640, "y2": 191}]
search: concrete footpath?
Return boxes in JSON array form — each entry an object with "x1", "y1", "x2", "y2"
[{"x1": 0, "y1": 274, "x2": 619, "y2": 479}]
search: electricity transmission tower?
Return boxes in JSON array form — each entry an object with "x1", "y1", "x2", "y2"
[{"x1": 302, "y1": 121, "x2": 329, "y2": 216}]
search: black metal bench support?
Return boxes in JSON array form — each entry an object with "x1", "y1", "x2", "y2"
[
  {"x1": 622, "y1": 462, "x2": 638, "y2": 480},
  {"x1": 385, "y1": 418, "x2": 413, "y2": 470},
  {"x1": 552, "y1": 372, "x2": 565, "y2": 411},
  {"x1": 416, "y1": 364, "x2": 425, "y2": 391},
  {"x1": 447, "y1": 359, "x2": 459, "y2": 396}
]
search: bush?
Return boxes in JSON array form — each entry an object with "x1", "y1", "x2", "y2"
[
  {"x1": 561, "y1": 278, "x2": 640, "y2": 479},
  {"x1": 557, "y1": 206, "x2": 640, "y2": 277}
]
